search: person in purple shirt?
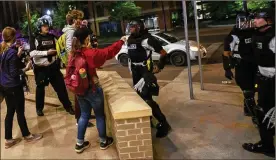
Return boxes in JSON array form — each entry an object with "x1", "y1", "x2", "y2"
[{"x1": 0, "y1": 27, "x2": 43, "y2": 149}]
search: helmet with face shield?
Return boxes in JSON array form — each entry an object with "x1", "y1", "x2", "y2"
[{"x1": 236, "y1": 12, "x2": 255, "y2": 30}]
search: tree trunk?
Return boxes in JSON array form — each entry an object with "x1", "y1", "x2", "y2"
[
  {"x1": 8, "y1": 1, "x2": 14, "y2": 24},
  {"x1": 92, "y1": 1, "x2": 98, "y2": 35},
  {"x1": 121, "y1": 19, "x2": 125, "y2": 35},
  {"x1": 2, "y1": 1, "x2": 8, "y2": 26}
]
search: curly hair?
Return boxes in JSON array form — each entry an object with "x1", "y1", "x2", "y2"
[{"x1": 66, "y1": 10, "x2": 84, "y2": 25}]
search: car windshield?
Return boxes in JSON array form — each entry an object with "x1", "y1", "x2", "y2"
[{"x1": 155, "y1": 32, "x2": 178, "y2": 43}]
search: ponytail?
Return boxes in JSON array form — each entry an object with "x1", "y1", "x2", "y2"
[
  {"x1": 71, "y1": 37, "x2": 81, "y2": 56},
  {"x1": 0, "y1": 41, "x2": 9, "y2": 54}
]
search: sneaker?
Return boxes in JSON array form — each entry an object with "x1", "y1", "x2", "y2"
[
  {"x1": 37, "y1": 110, "x2": 44, "y2": 116},
  {"x1": 75, "y1": 141, "x2": 90, "y2": 153},
  {"x1": 66, "y1": 107, "x2": 75, "y2": 115},
  {"x1": 100, "y1": 137, "x2": 114, "y2": 150},
  {"x1": 5, "y1": 138, "x2": 22, "y2": 149},
  {"x1": 24, "y1": 133, "x2": 43, "y2": 142}
]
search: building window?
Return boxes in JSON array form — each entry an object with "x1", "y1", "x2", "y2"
[
  {"x1": 96, "y1": 4, "x2": 104, "y2": 17},
  {"x1": 152, "y1": 1, "x2": 158, "y2": 8}
]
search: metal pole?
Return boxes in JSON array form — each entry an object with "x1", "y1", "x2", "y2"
[
  {"x1": 182, "y1": 0, "x2": 194, "y2": 99},
  {"x1": 25, "y1": 1, "x2": 32, "y2": 44},
  {"x1": 193, "y1": 0, "x2": 204, "y2": 90}
]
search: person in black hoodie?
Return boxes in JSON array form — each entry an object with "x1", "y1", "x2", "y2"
[
  {"x1": 0, "y1": 27, "x2": 43, "y2": 149},
  {"x1": 30, "y1": 16, "x2": 75, "y2": 116}
]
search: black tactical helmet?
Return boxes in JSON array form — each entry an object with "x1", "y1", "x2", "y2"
[
  {"x1": 255, "y1": 8, "x2": 275, "y2": 23},
  {"x1": 236, "y1": 12, "x2": 255, "y2": 30},
  {"x1": 36, "y1": 15, "x2": 52, "y2": 31},
  {"x1": 128, "y1": 19, "x2": 146, "y2": 35}
]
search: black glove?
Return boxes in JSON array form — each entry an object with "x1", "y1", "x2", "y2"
[
  {"x1": 225, "y1": 69, "x2": 234, "y2": 80},
  {"x1": 157, "y1": 55, "x2": 166, "y2": 70},
  {"x1": 222, "y1": 55, "x2": 232, "y2": 70}
]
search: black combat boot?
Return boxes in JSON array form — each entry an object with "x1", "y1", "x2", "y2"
[
  {"x1": 156, "y1": 121, "x2": 172, "y2": 138},
  {"x1": 243, "y1": 141, "x2": 275, "y2": 156}
]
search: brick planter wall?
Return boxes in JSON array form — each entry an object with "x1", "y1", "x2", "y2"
[{"x1": 25, "y1": 70, "x2": 153, "y2": 160}]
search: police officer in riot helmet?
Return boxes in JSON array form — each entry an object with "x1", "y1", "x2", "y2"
[
  {"x1": 127, "y1": 19, "x2": 171, "y2": 138},
  {"x1": 223, "y1": 12, "x2": 258, "y2": 125},
  {"x1": 242, "y1": 8, "x2": 275, "y2": 155},
  {"x1": 30, "y1": 16, "x2": 75, "y2": 116}
]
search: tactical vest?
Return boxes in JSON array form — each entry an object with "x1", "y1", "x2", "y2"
[
  {"x1": 35, "y1": 33, "x2": 56, "y2": 62},
  {"x1": 253, "y1": 27, "x2": 275, "y2": 67},
  {"x1": 127, "y1": 34, "x2": 151, "y2": 63},
  {"x1": 232, "y1": 28, "x2": 255, "y2": 62},
  {"x1": 36, "y1": 33, "x2": 56, "y2": 51}
]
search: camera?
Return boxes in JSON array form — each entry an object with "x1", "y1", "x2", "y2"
[{"x1": 16, "y1": 39, "x2": 31, "y2": 66}]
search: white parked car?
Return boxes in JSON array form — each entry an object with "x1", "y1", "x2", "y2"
[{"x1": 115, "y1": 32, "x2": 207, "y2": 66}]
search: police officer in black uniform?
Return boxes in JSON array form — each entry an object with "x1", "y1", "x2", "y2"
[
  {"x1": 242, "y1": 8, "x2": 275, "y2": 155},
  {"x1": 223, "y1": 12, "x2": 258, "y2": 125},
  {"x1": 30, "y1": 16, "x2": 74, "y2": 116},
  {"x1": 127, "y1": 20, "x2": 171, "y2": 138}
]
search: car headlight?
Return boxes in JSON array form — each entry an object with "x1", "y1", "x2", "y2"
[{"x1": 190, "y1": 46, "x2": 199, "y2": 51}]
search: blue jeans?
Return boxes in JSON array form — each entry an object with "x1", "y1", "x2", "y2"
[{"x1": 77, "y1": 87, "x2": 106, "y2": 144}]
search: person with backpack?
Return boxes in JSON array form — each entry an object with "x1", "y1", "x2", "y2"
[
  {"x1": 30, "y1": 16, "x2": 75, "y2": 116},
  {"x1": 0, "y1": 27, "x2": 43, "y2": 149},
  {"x1": 56, "y1": 10, "x2": 94, "y2": 127},
  {"x1": 56, "y1": 10, "x2": 84, "y2": 67},
  {"x1": 65, "y1": 27, "x2": 127, "y2": 153}
]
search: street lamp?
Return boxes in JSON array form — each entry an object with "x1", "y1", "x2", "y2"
[{"x1": 47, "y1": 10, "x2": 51, "y2": 15}]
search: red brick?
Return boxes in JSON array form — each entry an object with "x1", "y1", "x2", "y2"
[
  {"x1": 128, "y1": 129, "x2": 142, "y2": 135},
  {"x1": 126, "y1": 118, "x2": 141, "y2": 123},
  {"x1": 130, "y1": 152, "x2": 145, "y2": 158},
  {"x1": 143, "y1": 139, "x2": 152, "y2": 146},
  {"x1": 118, "y1": 142, "x2": 128, "y2": 148},
  {"x1": 136, "y1": 122, "x2": 150, "y2": 129},
  {"x1": 129, "y1": 140, "x2": 143, "y2": 147},
  {"x1": 117, "y1": 130, "x2": 127, "y2": 137},
  {"x1": 137, "y1": 134, "x2": 151, "y2": 140},
  {"x1": 119, "y1": 147, "x2": 138, "y2": 153},
  {"x1": 142, "y1": 117, "x2": 150, "y2": 122},
  {"x1": 117, "y1": 124, "x2": 135, "y2": 130},
  {"x1": 139, "y1": 145, "x2": 152, "y2": 152},
  {"x1": 142, "y1": 128, "x2": 151, "y2": 134},
  {"x1": 117, "y1": 135, "x2": 137, "y2": 142},
  {"x1": 119, "y1": 153, "x2": 130, "y2": 159}
]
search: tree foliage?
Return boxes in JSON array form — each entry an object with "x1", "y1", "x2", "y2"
[
  {"x1": 235, "y1": 0, "x2": 273, "y2": 12},
  {"x1": 53, "y1": 1, "x2": 86, "y2": 30},
  {"x1": 108, "y1": 1, "x2": 141, "y2": 21},
  {"x1": 20, "y1": 10, "x2": 40, "y2": 36},
  {"x1": 197, "y1": 0, "x2": 273, "y2": 20}
]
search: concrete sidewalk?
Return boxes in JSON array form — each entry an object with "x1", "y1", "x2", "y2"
[{"x1": 153, "y1": 64, "x2": 273, "y2": 159}]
